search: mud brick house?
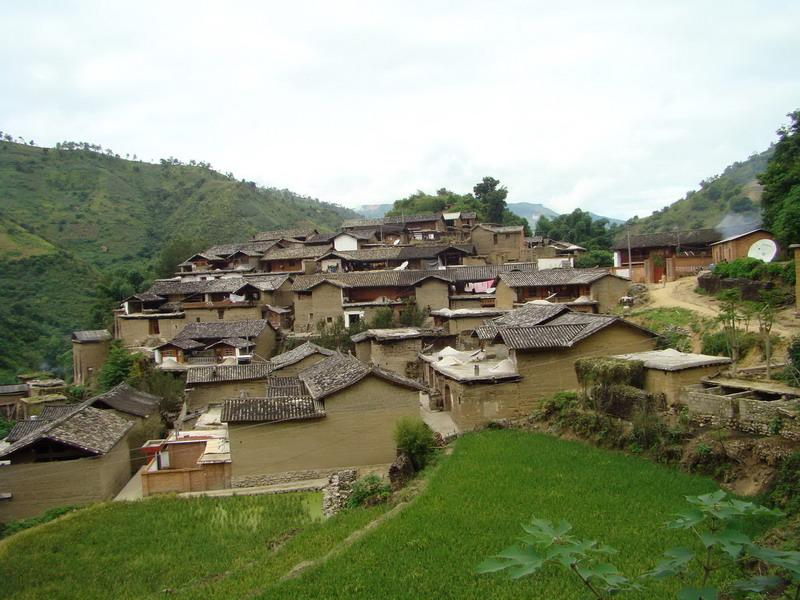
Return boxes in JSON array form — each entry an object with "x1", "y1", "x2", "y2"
[
  {"x1": 184, "y1": 363, "x2": 275, "y2": 412},
  {"x1": 155, "y1": 319, "x2": 275, "y2": 366},
  {"x1": 612, "y1": 348, "x2": 731, "y2": 406},
  {"x1": 71, "y1": 329, "x2": 112, "y2": 387},
  {"x1": 430, "y1": 308, "x2": 508, "y2": 347},
  {"x1": 494, "y1": 268, "x2": 629, "y2": 313},
  {"x1": 0, "y1": 384, "x2": 28, "y2": 420},
  {"x1": 341, "y1": 214, "x2": 446, "y2": 237},
  {"x1": 351, "y1": 328, "x2": 448, "y2": 376},
  {"x1": 223, "y1": 353, "x2": 424, "y2": 481},
  {"x1": 139, "y1": 429, "x2": 231, "y2": 496},
  {"x1": 0, "y1": 401, "x2": 133, "y2": 521},
  {"x1": 611, "y1": 228, "x2": 724, "y2": 283},
  {"x1": 290, "y1": 270, "x2": 451, "y2": 332},
  {"x1": 442, "y1": 210, "x2": 477, "y2": 235},
  {"x1": 89, "y1": 383, "x2": 161, "y2": 425},
  {"x1": 709, "y1": 228, "x2": 778, "y2": 263},
  {"x1": 268, "y1": 342, "x2": 335, "y2": 376},
  {"x1": 316, "y1": 244, "x2": 473, "y2": 273},
  {"x1": 252, "y1": 228, "x2": 319, "y2": 243},
  {"x1": 258, "y1": 244, "x2": 332, "y2": 274},
  {"x1": 470, "y1": 224, "x2": 525, "y2": 263},
  {"x1": 445, "y1": 263, "x2": 537, "y2": 309}
]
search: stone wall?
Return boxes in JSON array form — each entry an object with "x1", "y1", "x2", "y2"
[
  {"x1": 683, "y1": 384, "x2": 800, "y2": 441},
  {"x1": 322, "y1": 469, "x2": 358, "y2": 517}
]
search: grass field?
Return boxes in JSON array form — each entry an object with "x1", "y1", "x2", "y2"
[{"x1": 1, "y1": 432, "x2": 758, "y2": 599}]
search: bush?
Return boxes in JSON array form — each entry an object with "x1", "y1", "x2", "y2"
[
  {"x1": 574, "y1": 250, "x2": 613, "y2": 268},
  {"x1": 369, "y1": 307, "x2": 395, "y2": 329},
  {"x1": 713, "y1": 257, "x2": 767, "y2": 279},
  {"x1": 0, "y1": 505, "x2": 80, "y2": 539},
  {"x1": 393, "y1": 417, "x2": 436, "y2": 470},
  {"x1": 346, "y1": 474, "x2": 391, "y2": 508},
  {"x1": 701, "y1": 329, "x2": 758, "y2": 358},
  {"x1": 655, "y1": 325, "x2": 692, "y2": 352},
  {"x1": 97, "y1": 341, "x2": 136, "y2": 391},
  {"x1": 769, "y1": 452, "x2": 800, "y2": 516},
  {"x1": 540, "y1": 391, "x2": 579, "y2": 417},
  {"x1": 398, "y1": 300, "x2": 426, "y2": 327}
]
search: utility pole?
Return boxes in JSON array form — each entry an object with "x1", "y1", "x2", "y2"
[{"x1": 626, "y1": 226, "x2": 632, "y2": 277}]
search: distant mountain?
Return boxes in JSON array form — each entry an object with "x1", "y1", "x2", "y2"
[
  {"x1": 0, "y1": 140, "x2": 359, "y2": 381},
  {"x1": 357, "y1": 203, "x2": 394, "y2": 219},
  {"x1": 631, "y1": 148, "x2": 773, "y2": 234}
]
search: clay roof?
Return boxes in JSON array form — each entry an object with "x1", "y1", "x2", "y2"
[
  {"x1": 221, "y1": 396, "x2": 324, "y2": 423},
  {"x1": 5, "y1": 419, "x2": 51, "y2": 443},
  {"x1": 298, "y1": 353, "x2": 425, "y2": 400},
  {"x1": 611, "y1": 228, "x2": 722, "y2": 250},
  {"x1": 72, "y1": 329, "x2": 112, "y2": 343},
  {"x1": 350, "y1": 327, "x2": 438, "y2": 343},
  {"x1": 612, "y1": 348, "x2": 731, "y2": 371},
  {"x1": 319, "y1": 244, "x2": 473, "y2": 263},
  {"x1": 156, "y1": 338, "x2": 206, "y2": 350},
  {"x1": 0, "y1": 402, "x2": 132, "y2": 458},
  {"x1": 498, "y1": 268, "x2": 618, "y2": 288},
  {"x1": 266, "y1": 376, "x2": 310, "y2": 399},
  {"x1": 175, "y1": 320, "x2": 269, "y2": 341},
  {"x1": 260, "y1": 245, "x2": 332, "y2": 261},
  {"x1": 147, "y1": 277, "x2": 258, "y2": 296},
  {"x1": 472, "y1": 224, "x2": 524, "y2": 234},
  {"x1": 291, "y1": 269, "x2": 451, "y2": 291},
  {"x1": 204, "y1": 240, "x2": 281, "y2": 257},
  {"x1": 242, "y1": 273, "x2": 292, "y2": 291},
  {"x1": 90, "y1": 383, "x2": 160, "y2": 417},
  {"x1": 186, "y1": 363, "x2": 274, "y2": 384},
  {"x1": 269, "y1": 342, "x2": 335, "y2": 369},
  {"x1": 444, "y1": 263, "x2": 537, "y2": 282},
  {"x1": 252, "y1": 228, "x2": 318, "y2": 241}
]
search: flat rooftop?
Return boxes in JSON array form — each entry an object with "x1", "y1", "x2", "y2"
[{"x1": 613, "y1": 348, "x2": 731, "y2": 372}]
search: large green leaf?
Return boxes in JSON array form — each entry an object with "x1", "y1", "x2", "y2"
[{"x1": 677, "y1": 586, "x2": 718, "y2": 600}]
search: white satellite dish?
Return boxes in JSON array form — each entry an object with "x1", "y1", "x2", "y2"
[
  {"x1": 747, "y1": 239, "x2": 777, "y2": 263},
  {"x1": 393, "y1": 261, "x2": 409, "y2": 271},
  {"x1": 392, "y1": 239, "x2": 400, "y2": 245}
]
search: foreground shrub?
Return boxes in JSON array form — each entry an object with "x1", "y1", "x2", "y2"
[
  {"x1": 0, "y1": 505, "x2": 80, "y2": 539},
  {"x1": 770, "y1": 452, "x2": 800, "y2": 516},
  {"x1": 701, "y1": 329, "x2": 757, "y2": 358},
  {"x1": 346, "y1": 474, "x2": 391, "y2": 509},
  {"x1": 393, "y1": 417, "x2": 436, "y2": 470}
]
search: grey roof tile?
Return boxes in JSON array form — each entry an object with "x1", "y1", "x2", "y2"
[{"x1": 185, "y1": 363, "x2": 274, "y2": 384}]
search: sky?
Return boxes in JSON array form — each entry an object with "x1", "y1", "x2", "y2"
[{"x1": 1, "y1": 1, "x2": 799, "y2": 220}]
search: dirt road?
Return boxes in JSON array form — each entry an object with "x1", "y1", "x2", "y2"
[{"x1": 646, "y1": 278, "x2": 799, "y2": 338}]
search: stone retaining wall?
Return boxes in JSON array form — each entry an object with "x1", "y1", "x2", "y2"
[{"x1": 683, "y1": 384, "x2": 800, "y2": 441}]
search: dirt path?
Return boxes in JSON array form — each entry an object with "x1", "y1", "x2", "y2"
[{"x1": 646, "y1": 278, "x2": 799, "y2": 338}]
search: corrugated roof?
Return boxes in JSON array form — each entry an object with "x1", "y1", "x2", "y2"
[
  {"x1": 186, "y1": 363, "x2": 274, "y2": 384},
  {"x1": 72, "y1": 329, "x2": 112, "y2": 343}
]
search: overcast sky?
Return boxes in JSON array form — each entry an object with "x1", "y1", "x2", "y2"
[{"x1": 1, "y1": 1, "x2": 798, "y2": 219}]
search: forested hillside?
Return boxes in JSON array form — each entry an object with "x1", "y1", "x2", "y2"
[
  {"x1": 0, "y1": 140, "x2": 358, "y2": 382},
  {"x1": 630, "y1": 148, "x2": 773, "y2": 233}
]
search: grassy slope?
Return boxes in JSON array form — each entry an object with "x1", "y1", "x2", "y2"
[
  {"x1": 1, "y1": 432, "x2": 746, "y2": 599},
  {"x1": 267, "y1": 432, "x2": 736, "y2": 600},
  {"x1": 0, "y1": 141, "x2": 358, "y2": 380},
  {"x1": 632, "y1": 148, "x2": 772, "y2": 233}
]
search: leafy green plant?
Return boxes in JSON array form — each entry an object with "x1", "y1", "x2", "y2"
[
  {"x1": 770, "y1": 452, "x2": 800, "y2": 516},
  {"x1": 393, "y1": 417, "x2": 436, "y2": 470},
  {"x1": 0, "y1": 505, "x2": 81, "y2": 539},
  {"x1": 0, "y1": 416, "x2": 14, "y2": 439},
  {"x1": 477, "y1": 517, "x2": 638, "y2": 599},
  {"x1": 346, "y1": 474, "x2": 391, "y2": 509},
  {"x1": 645, "y1": 490, "x2": 790, "y2": 599},
  {"x1": 97, "y1": 341, "x2": 137, "y2": 391}
]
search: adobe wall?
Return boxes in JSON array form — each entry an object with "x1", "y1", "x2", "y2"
[
  {"x1": 438, "y1": 377, "x2": 525, "y2": 430},
  {"x1": 368, "y1": 338, "x2": 422, "y2": 377},
  {"x1": 642, "y1": 365, "x2": 725, "y2": 407},
  {"x1": 415, "y1": 279, "x2": 450, "y2": 312},
  {"x1": 186, "y1": 379, "x2": 269, "y2": 412},
  {"x1": 0, "y1": 437, "x2": 132, "y2": 522},
  {"x1": 294, "y1": 283, "x2": 343, "y2": 333},
  {"x1": 72, "y1": 340, "x2": 110, "y2": 387},
  {"x1": 589, "y1": 276, "x2": 630, "y2": 313},
  {"x1": 494, "y1": 281, "x2": 517, "y2": 309},
  {"x1": 228, "y1": 376, "x2": 419, "y2": 480},
  {"x1": 182, "y1": 305, "x2": 262, "y2": 323}
]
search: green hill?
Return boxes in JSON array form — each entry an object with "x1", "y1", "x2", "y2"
[
  {"x1": 631, "y1": 148, "x2": 773, "y2": 233},
  {"x1": 0, "y1": 140, "x2": 358, "y2": 382}
]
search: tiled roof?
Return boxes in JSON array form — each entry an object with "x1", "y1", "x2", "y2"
[
  {"x1": 304, "y1": 232, "x2": 338, "y2": 244},
  {"x1": 204, "y1": 240, "x2": 281, "y2": 257},
  {"x1": 342, "y1": 213, "x2": 442, "y2": 228},
  {"x1": 0, "y1": 402, "x2": 132, "y2": 458},
  {"x1": 0, "y1": 383, "x2": 29, "y2": 395},
  {"x1": 266, "y1": 376, "x2": 309, "y2": 399},
  {"x1": 5, "y1": 419, "x2": 51, "y2": 443},
  {"x1": 242, "y1": 273, "x2": 292, "y2": 291},
  {"x1": 221, "y1": 396, "x2": 324, "y2": 423},
  {"x1": 291, "y1": 269, "x2": 450, "y2": 291},
  {"x1": 260, "y1": 245, "x2": 331, "y2": 261},
  {"x1": 611, "y1": 228, "x2": 723, "y2": 250},
  {"x1": 90, "y1": 383, "x2": 160, "y2": 417},
  {"x1": 252, "y1": 228, "x2": 318, "y2": 241},
  {"x1": 186, "y1": 363, "x2": 274, "y2": 384},
  {"x1": 498, "y1": 268, "x2": 615, "y2": 288},
  {"x1": 270, "y1": 342, "x2": 335, "y2": 369},
  {"x1": 445, "y1": 262, "x2": 537, "y2": 282},
  {"x1": 157, "y1": 338, "x2": 205, "y2": 350},
  {"x1": 175, "y1": 320, "x2": 269, "y2": 341},
  {"x1": 350, "y1": 327, "x2": 436, "y2": 343},
  {"x1": 148, "y1": 277, "x2": 257, "y2": 297},
  {"x1": 126, "y1": 291, "x2": 167, "y2": 303},
  {"x1": 206, "y1": 337, "x2": 255, "y2": 349},
  {"x1": 473, "y1": 224, "x2": 524, "y2": 234},
  {"x1": 298, "y1": 353, "x2": 424, "y2": 400},
  {"x1": 320, "y1": 244, "x2": 473, "y2": 263},
  {"x1": 709, "y1": 228, "x2": 770, "y2": 245},
  {"x1": 39, "y1": 405, "x2": 81, "y2": 419},
  {"x1": 494, "y1": 303, "x2": 571, "y2": 328},
  {"x1": 72, "y1": 329, "x2": 112, "y2": 343}
]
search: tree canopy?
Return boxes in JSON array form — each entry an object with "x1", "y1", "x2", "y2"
[
  {"x1": 386, "y1": 177, "x2": 531, "y2": 235},
  {"x1": 535, "y1": 208, "x2": 620, "y2": 250},
  {"x1": 760, "y1": 110, "x2": 800, "y2": 247}
]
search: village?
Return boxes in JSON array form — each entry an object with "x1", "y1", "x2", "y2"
[{"x1": 1, "y1": 211, "x2": 797, "y2": 526}]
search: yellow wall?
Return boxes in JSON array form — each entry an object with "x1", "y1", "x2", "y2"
[
  {"x1": 228, "y1": 376, "x2": 419, "y2": 478},
  {"x1": 182, "y1": 305, "x2": 262, "y2": 323},
  {"x1": 643, "y1": 366, "x2": 724, "y2": 407},
  {"x1": 471, "y1": 228, "x2": 523, "y2": 262},
  {"x1": 495, "y1": 281, "x2": 517, "y2": 309},
  {"x1": 116, "y1": 316, "x2": 186, "y2": 348},
  {"x1": 589, "y1": 276, "x2": 630, "y2": 313},
  {"x1": 186, "y1": 379, "x2": 270, "y2": 412},
  {"x1": 513, "y1": 322, "x2": 657, "y2": 405},
  {"x1": 366, "y1": 339, "x2": 422, "y2": 376},
  {"x1": 0, "y1": 437, "x2": 132, "y2": 522},
  {"x1": 72, "y1": 340, "x2": 110, "y2": 386},
  {"x1": 294, "y1": 283, "x2": 343, "y2": 333},
  {"x1": 414, "y1": 279, "x2": 450, "y2": 312}
]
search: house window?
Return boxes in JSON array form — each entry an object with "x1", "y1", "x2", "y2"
[
  {"x1": 493, "y1": 234, "x2": 498, "y2": 244},
  {"x1": 504, "y1": 233, "x2": 510, "y2": 239},
  {"x1": 148, "y1": 319, "x2": 160, "y2": 335},
  {"x1": 217, "y1": 309, "x2": 225, "y2": 320}
]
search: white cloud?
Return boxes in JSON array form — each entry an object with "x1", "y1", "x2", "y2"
[{"x1": 1, "y1": 1, "x2": 798, "y2": 219}]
